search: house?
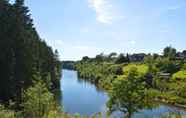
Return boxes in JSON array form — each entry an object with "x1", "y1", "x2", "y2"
[
  {"x1": 176, "y1": 50, "x2": 186, "y2": 60},
  {"x1": 128, "y1": 53, "x2": 146, "y2": 62}
]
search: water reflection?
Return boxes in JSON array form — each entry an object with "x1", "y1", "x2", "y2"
[
  {"x1": 61, "y1": 69, "x2": 108, "y2": 115},
  {"x1": 77, "y1": 77, "x2": 105, "y2": 93}
]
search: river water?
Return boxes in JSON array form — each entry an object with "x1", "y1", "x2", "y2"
[{"x1": 61, "y1": 69, "x2": 186, "y2": 117}]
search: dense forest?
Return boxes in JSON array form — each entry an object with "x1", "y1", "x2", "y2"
[{"x1": 0, "y1": 0, "x2": 62, "y2": 117}]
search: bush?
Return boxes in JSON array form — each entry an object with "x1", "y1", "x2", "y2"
[
  {"x1": 123, "y1": 64, "x2": 148, "y2": 76},
  {"x1": 22, "y1": 79, "x2": 61, "y2": 118},
  {"x1": 108, "y1": 65, "x2": 123, "y2": 75},
  {"x1": 155, "y1": 58, "x2": 178, "y2": 74},
  {"x1": 0, "y1": 105, "x2": 16, "y2": 118},
  {"x1": 172, "y1": 70, "x2": 186, "y2": 81}
]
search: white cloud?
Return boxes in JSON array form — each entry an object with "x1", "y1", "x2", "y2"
[
  {"x1": 45, "y1": 39, "x2": 64, "y2": 48},
  {"x1": 167, "y1": 5, "x2": 182, "y2": 11},
  {"x1": 88, "y1": 0, "x2": 119, "y2": 24}
]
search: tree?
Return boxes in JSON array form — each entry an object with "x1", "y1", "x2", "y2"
[
  {"x1": 107, "y1": 67, "x2": 146, "y2": 118},
  {"x1": 0, "y1": 0, "x2": 16, "y2": 102},
  {"x1": 163, "y1": 46, "x2": 177, "y2": 59},
  {"x1": 82, "y1": 56, "x2": 90, "y2": 61},
  {"x1": 156, "y1": 58, "x2": 178, "y2": 74},
  {"x1": 108, "y1": 52, "x2": 117, "y2": 58},
  {"x1": 115, "y1": 53, "x2": 129, "y2": 64},
  {"x1": 95, "y1": 53, "x2": 104, "y2": 62},
  {"x1": 183, "y1": 50, "x2": 186, "y2": 55},
  {"x1": 152, "y1": 53, "x2": 159, "y2": 60},
  {"x1": 22, "y1": 77, "x2": 57, "y2": 118},
  {"x1": 0, "y1": 0, "x2": 61, "y2": 107}
]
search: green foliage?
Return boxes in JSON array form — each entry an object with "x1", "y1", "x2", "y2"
[
  {"x1": 22, "y1": 78, "x2": 61, "y2": 118},
  {"x1": 163, "y1": 46, "x2": 177, "y2": 59},
  {"x1": 174, "y1": 82, "x2": 186, "y2": 98},
  {"x1": 62, "y1": 61, "x2": 75, "y2": 70},
  {"x1": 107, "y1": 67, "x2": 146, "y2": 118},
  {"x1": 108, "y1": 65, "x2": 123, "y2": 75},
  {"x1": 144, "y1": 55, "x2": 159, "y2": 74},
  {"x1": 182, "y1": 64, "x2": 186, "y2": 70},
  {"x1": 155, "y1": 58, "x2": 178, "y2": 74},
  {"x1": 123, "y1": 64, "x2": 149, "y2": 76},
  {"x1": 115, "y1": 53, "x2": 129, "y2": 64},
  {"x1": 75, "y1": 62, "x2": 116, "y2": 89},
  {"x1": 1, "y1": 4, "x2": 185, "y2": 117},
  {"x1": 75, "y1": 47, "x2": 186, "y2": 111},
  {"x1": 172, "y1": 71, "x2": 186, "y2": 81},
  {"x1": 0, "y1": 105, "x2": 16, "y2": 118},
  {"x1": 0, "y1": 0, "x2": 61, "y2": 108}
]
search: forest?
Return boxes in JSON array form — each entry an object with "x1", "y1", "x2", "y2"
[{"x1": 0, "y1": 0, "x2": 62, "y2": 117}]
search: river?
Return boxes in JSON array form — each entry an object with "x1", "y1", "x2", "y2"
[{"x1": 61, "y1": 69, "x2": 186, "y2": 117}]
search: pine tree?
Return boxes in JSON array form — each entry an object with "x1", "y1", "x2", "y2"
[{"x1": 0, "y1": 0, "x2": 61, "y2": 108}]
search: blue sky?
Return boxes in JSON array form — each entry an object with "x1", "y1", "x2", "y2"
[{"x1": 18, "y1": 0, "x2": 186, "y2": 60}]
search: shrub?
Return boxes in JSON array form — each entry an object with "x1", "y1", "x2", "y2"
[
  {"x1": 123, "y1": 64, "x2": 148, "y2": 76},
  {"x1": 22, "y1": 79, "x2": 61, "y2": 118},
  {"x1": 172, "y1": 70, "x2": 186, "y2": 81},
  {"x1": 0, "y1": 105, "x2": 16, "y2": 118}
]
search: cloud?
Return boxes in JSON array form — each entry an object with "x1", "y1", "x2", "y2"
[
  {"x1": 45, "y1": 39, "x2": 64, "y2": 48},
  {"x1": 88, "y1": 0, "x2": 117, "y2": 24},
  {"x1": 167, "y1": 5, "x2": 182, "y2": 11}
]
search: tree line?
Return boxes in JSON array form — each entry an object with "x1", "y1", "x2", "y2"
[{"x1": 0, "y1": 0, "x2": 61, "y2": 110}]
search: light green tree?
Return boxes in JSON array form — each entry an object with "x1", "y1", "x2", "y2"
[
  {"x1": 107, "y1": 67, "x2": 146, "y2": 118},
  {"x1": 22, "y1": 76, "x2": 60, "y2": 118}
]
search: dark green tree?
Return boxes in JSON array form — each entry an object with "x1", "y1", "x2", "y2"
[
  {"x1": 108, "y1": 52, "x2": 117, "y2": 58},
  {"x1": 115, "y1": 53, "x2": 129, "y2": 64},
  {"x1": 82, "y1": 56, "x2": 90, "y2": 61},
  {"x1": 163, "y1": 46, "x2": 177, "y2": 59},
  {"x1": 0, "y1": 0, "x2": 61, "y2": 108}
]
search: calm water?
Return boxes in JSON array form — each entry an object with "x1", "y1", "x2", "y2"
[
  {"x1": 61, "y1": 69, "x2": 108, "y2": 115},
  {"x1": 61, "y1": 69, "x2": 186, "y2": 117}
]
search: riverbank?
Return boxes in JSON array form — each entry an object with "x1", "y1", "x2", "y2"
[
  {"x1": 73, "y1": 59, "x2": 186, "y2": 112},
  {"x1": 65, "y1": 67, "x2": 186, "y2": 113},
  {"x1": 153, "y1": 99, "x2": 186, "y2": 110},
  {"x1": 61, "y1": 69, "x2": 186, "y2": 118}
]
